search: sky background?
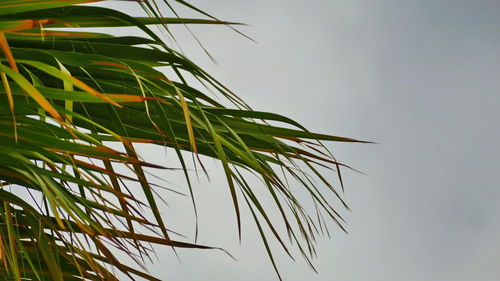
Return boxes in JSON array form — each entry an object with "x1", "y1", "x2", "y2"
[{"x1": 96, "y1": 1, "x2": 500, "y2": 280}]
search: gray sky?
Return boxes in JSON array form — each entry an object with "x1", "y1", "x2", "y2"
[{"x1": 97, "y1": 1, "x2": 500, "y2": 280}]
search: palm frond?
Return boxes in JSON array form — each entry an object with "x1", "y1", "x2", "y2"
[{"x1": 0, "y1": 1, "x2": 365, "y2": 280}]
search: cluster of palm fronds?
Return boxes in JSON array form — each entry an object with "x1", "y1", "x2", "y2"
[{"x1": 0, "y1": 1, "x2": 363, "y2": 280}]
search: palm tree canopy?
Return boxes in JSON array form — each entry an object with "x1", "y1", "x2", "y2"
[{"x1": 0, "y1": 1, "x2": 364, "y2": 280}]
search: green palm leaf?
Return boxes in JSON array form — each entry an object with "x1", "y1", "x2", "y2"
[{"x1": 0, "y1": 1, "x2": 365, "y2": 280}]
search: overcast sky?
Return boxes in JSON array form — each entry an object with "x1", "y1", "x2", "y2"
[{"x1": 97, "y1": 1, "x2": 500, "y2": 280}]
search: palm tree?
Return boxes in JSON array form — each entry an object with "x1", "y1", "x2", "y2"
[{"x1": 0, "y1": 1, "x2": 364, "y2": 280}]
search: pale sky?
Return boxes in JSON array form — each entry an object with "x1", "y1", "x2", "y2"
[{"x1": 95, "y1": 1, "x2": 500, "y2": 280}]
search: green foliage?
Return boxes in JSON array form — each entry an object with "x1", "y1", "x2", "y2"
[{"x1": 0, "y1": 1, "x2": 364, "y2": 280}]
